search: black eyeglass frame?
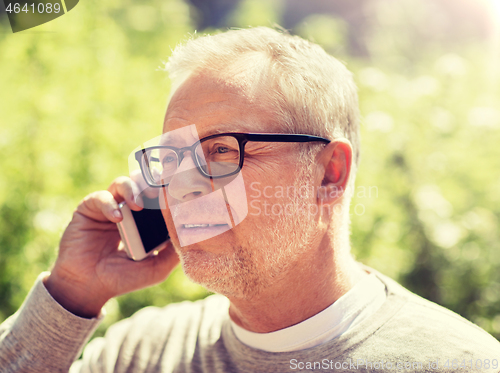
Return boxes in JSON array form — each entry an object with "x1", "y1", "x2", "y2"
[{"x1": 135, "y1": 132, "x2": 331, "y2": 188}]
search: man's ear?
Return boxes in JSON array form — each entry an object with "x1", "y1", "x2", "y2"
[{"x1": 318, "y1": 139, "x2": 352, "y2": 205}]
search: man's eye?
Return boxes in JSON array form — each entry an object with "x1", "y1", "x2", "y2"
[
  {"x1": 216, "y1": 146, "x2": 230, "y2": 154},
  {"x1": 162, "y1": 156, "x2": 176, "y2": 165}
]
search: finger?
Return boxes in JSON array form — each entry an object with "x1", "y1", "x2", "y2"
[
  {"x1": 77, "y1": 190, "x2": 124, "y2": 223},
  {"x1": 108, "y1": 176, "x2": 143, "y2": 210}
]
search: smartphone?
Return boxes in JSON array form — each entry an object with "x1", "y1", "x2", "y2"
[{"x1": 116, "y1": 196, "x2": 169, "y2": 261}]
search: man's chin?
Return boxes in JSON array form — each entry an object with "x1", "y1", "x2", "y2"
[
  {"x1": 178, "y1": 249, "x2": 229, "y2": 283},
  {"x1": 178, "y1": 248, "x2": 214, "y2": 267},
  {"x1": 177, "y1": 248, "x2": 259, "y2": 299},
  {"x1": 172, "y1": 228, "x2": 224, "y2": 259}
]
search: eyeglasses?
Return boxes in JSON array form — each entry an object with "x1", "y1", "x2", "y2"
[{"x1": 135, "y1": 133, "x2": 331, "y2": 187}]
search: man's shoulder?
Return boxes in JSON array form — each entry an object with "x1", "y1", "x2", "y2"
[
  {"x1": 377, "y1": 269, "x2": 498, "y2": 345},
  {"x1": 345, "y1": 268, "x2": 500, "y2": 370},
  {"x1": 116, "y1": 293, "x2": 229, "y2": 334},
  {"x1": 86, "y1": 294, "x2": 230, "y2": 370}
]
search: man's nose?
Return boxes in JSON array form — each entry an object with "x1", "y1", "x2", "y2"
[{"x1": 167, "y1": 151, "x2": 213, "y2": 202}]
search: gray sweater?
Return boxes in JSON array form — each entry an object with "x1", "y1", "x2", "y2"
[{"x1": 1, "y1": 270, "x2": 499, "y2": 372}]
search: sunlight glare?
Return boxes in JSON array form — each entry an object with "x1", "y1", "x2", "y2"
[{"x1": 491, "y1": 0, "x2": 500, "y2": 19}]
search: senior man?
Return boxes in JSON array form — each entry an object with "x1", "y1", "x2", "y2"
[{"x1": 1, "y1": 27, "x2": 499, "y2": 373}]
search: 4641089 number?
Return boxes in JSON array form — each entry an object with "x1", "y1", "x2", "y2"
[{"x1": 5, "y1": 2, "x2": 62, "y2": 14}]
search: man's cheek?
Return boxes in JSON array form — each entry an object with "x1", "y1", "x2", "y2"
[
  {"x1": 223, "y1": 172, "x2": 248, "y2": 226},
  {"x1": 245, "y1": 181, "x2": 268, "y2": 218}
]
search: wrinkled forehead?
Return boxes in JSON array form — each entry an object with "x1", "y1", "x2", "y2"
[
  {"x1": 159, "y1": 124, "x2": 199, "y2": 147},
  {"x1": 136, "y1": 124, "x2": 200, "y2": 149},
  {"x1": 162, "y1": 71, "x2": 273, "y2": 136}
]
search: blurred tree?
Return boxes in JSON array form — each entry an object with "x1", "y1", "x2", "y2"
[
  {"x1": 187, "y1": 0, "x2": 240, "y2": 29},
  {"x1": 0, "y1": 0, "x2": 208, "y2": 329}
]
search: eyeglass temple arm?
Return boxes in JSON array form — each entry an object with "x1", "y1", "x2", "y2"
[{"x1": 244, "y1": 134, "x2": 330, "y2": 143}]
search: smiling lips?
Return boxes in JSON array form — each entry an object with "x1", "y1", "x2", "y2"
[
  {"x1": 177, "y1": 220, "x2": 231, "y2": 233},
  {"x1": 171, "y1": 197, "x2": 234, "y2": 234},
  {"x1": 182, "y1": 223, "x2": 228, "y2": 229},
  {"x1": 176, "y1": 220, "x2": 232, "y2": 246},
  {"x1": 168, "y1": 182, "x2": 240, "y2": 246},
  {"x1": 174, "y1": 200, "x2": 234, "y2": 246}
]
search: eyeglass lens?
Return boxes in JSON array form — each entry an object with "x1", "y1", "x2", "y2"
[{"x1": 140, "y1": 136, "x2": 241, "y2": 186}]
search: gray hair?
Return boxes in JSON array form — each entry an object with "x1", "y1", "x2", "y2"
[{"x1": 164, "y1": 27, "x2": 360, "y2": 172}]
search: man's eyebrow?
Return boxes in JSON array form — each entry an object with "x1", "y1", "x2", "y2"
[
  {"x1": 160, "y1": 123, "x2": 251, "y2": 145},
  {"x1": 158, "y1": 137, "x2": 172, "y2": 146},
  {"x1": 158, "y1": 133, "x2": 183, "y2": 146},
  {"x1": 205, "y1": 123, "x2": 250, "y2": 136}
]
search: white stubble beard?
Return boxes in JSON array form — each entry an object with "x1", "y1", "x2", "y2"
[{"x1": 175, "y1": 171, "x2": 318, "y2": 299}]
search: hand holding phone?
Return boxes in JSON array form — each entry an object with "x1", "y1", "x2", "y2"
[
  {"x1": 45, "y1": 177, "x2": 179, "y2": 318},
  {"x1": 117, "y1": 197, "x2": 169, "y2": 261}
]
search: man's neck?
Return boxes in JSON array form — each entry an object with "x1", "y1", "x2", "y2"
[{"x1": 227, "y1": 244, "x2": 367, "y2": 333}]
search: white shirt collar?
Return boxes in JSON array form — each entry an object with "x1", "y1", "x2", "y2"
[{"x1": 230, "y1": 272, "x2": 387, "y2": 352}]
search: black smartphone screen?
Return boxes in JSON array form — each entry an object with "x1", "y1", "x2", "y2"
[{"x1": 130, "y1": 197, "x2": 169, "y2": 253}]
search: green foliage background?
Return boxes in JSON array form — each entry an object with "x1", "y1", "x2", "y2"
[{"x1": 1, "y1": 0, "x2": 499, "y2": 340}]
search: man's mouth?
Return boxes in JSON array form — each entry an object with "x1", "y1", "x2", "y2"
[
  {"x1": 176, "y1": 222, "x2": 232, "y2": 246},
  {"x1": 182, "y1": 223, "x2": 229, "y2": 229}
]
